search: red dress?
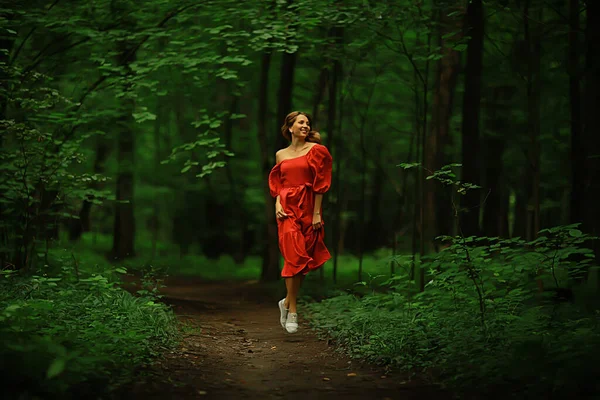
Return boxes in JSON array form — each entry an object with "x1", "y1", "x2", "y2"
[{"x1": 268, "y1": 144, "x2": 333, "y2": 277}]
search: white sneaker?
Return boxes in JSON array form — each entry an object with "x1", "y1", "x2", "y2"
[
  {"x1": 278, "y1": 299, "x2": 288, "y2": 328},
  {"x1": 285, "y1": 313, "x2": 298, "y2": 333}
]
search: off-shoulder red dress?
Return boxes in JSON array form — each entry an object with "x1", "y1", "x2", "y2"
[{"x1": 268, "y1": 144, "x2": 333, "y2": 277}]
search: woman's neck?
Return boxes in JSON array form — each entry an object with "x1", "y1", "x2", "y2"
[{"x1": 289, "y1": 137, "x2": 306, "y2": 150}]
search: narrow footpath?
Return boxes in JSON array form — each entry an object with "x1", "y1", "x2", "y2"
[{"x1": 126, "y1": 277, "x2": 451, "y2": 400}]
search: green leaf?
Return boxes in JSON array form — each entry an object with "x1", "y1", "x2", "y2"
[
  {"x1": 569, "y1": 229, "x2": 582, "y2": 237},
  {"x1": 397, "y1": 162, "x2": 420, "y2": 169},
  {"x1": 47, "y1": 358, "x2": 66, "y2": 379}
]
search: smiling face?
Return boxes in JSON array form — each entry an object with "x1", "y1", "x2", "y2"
[{"x1": 289, "y1": 114, "x2": 310, "y2": 140}]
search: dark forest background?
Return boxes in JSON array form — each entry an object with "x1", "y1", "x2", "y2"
[{"x1": 1, "y1": 0, "x2": 600, "y2": 398}]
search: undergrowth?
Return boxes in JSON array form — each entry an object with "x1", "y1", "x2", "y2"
[
  {"x1": 0, "y1": 251, "x2": 179, "y2": 399},
  {"x1": 306, "y1": 225, "x2": 600, "y2": 399}
]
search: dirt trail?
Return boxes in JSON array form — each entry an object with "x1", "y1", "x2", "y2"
[{"x1": 126, "y1": 277, "x2": 451, "y2": 400}]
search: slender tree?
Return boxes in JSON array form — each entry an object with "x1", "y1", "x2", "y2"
[
  {"x1": 569, "y1": 0, "x2": 583, "y2": 225},
  {"x1": 425, "y1": 0, "x2": 462, "y2": 246},
  {"x1": 111, "y1": 1, "x2": 137, "y2": 259},
  {"x1": 582, "y1": 0, "x2": 600, "y2": 258},
  {"x1": 459, "y1": 0, "x2": 484, "y2": 237},
  {"x1": 258, "y1": 51, "x2": 280, "y2": 281}
]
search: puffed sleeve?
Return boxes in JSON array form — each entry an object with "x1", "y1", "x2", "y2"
[
  {"x1": 268, "y1": 164, "x2": 281, "y2": 198},
  {"x1": 307, "y1": 144, "x2": 332, "y2": 193}
]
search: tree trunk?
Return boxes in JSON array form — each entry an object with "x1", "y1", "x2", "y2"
[
  {"x1": 331, "y1": 61, "x2": 344, "y2": 284},
  {"x1": 366, "y1": 146, "x2": 384, "y2": 251},
  {"x1": 275, "y1": 52, "x2": 297, "y2": 152},
  {"x1": 258, "y1": 52, "x2": 280, "y2": 282},
  {"x1": 426, "y1": 2, "x2": 461, "y2": 246},
  {"x1": 150, "y1": 96, "x2": 165, "y2": 260},
  {"x1": 324, "y1": 27, "x2": 342, "y2": 271},
  {"x1": 111, "y1": 42, "x2": 137, "y2": 259},
  {"x1": 583, "y1": 0, "x2": 600, "y2": 259},
  {"x1": 569, "y1": 0, "x2": 583, "y2": 225},
  {"x1": 223, "y1": 94, "x2": 248, "y2": 264},
  {"x1": 459, "y1": 0, "x2": 484, "y2": 237},
  {"x1": 0, "y1": 24, "x2": 15, "y2": 268},
  {"x1": 311, "y1": 65, "x2": 328, "y2": 127},
  {"x1": 358, "y1": 114, "x2": 367, "y2": 282},
  {"x1": 69, "y1": 137, "x2": 111, "y2": 241},
  {"x1": 482, "y1": 86, "x2": 513, "y2": 238},
  {"x1": 523, "y1": 0, "x2": 542, "y2": 241}
]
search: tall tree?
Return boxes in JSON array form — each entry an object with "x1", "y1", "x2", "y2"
[
  {"x1": 425, "y1": 1, "x2": 462, "y2": 245},
  {"x1": 111, "y1": 1, "x2": 137, "y2": 259},
  {"x1": 459, "y1": 0, "x2": 484, "y2": 237},
  {"x1": 69, "y1": 136, "x2": 111, "y2": 241},
  {"x1": 0, "y1": 15, "x2": 15, "y2": 268},
  {"x1": 275, "y1": 51, "x2": 297, "y2": 152},
  {"x1": 582, "y1": 0, "x2": 600, "y2": 258},
  {"x1": 258, "y1": 51, "x2": 280, "y2": 282},
  {"x1": 569, "y1": 0, "x2": 583, "y2": 225},
  {"x1": 481, "y1": 86, "x2": 512, "y2": 238},
  {"x1": 523, "y1": 0, "x2": 542, "y2": 241}
]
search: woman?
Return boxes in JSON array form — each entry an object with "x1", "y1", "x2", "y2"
[{"x1": 268, "y1": 111, "x2": 332, "y2": 334}]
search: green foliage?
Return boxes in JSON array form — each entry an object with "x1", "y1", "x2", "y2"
[
  {"x1": 308, "y1": 159, "x2": 600, "y2": 398},
  {"x1": 307, "y1": 230, "x2": 600, "y2": 397},
  {"x1": 0, "y1": 65, "x2": 111, "y2": 269},
  {"x1": 0, "y1": 256, "x2": 179, "y2": 398},
  {"x1": 161, "y1": 110, "x2": 236, "y2": 178}
]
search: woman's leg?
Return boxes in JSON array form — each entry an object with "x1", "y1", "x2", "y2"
[
  {"x1": 284, "y1": 273, "x2": 305, "y2": 314},
  {"x1": 284, "y1": 277, "x2": 293, "y2": 309}
]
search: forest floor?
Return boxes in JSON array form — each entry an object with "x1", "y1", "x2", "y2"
[{"x1": 120, "y1": 276, "x2": 453, "y2": 400}]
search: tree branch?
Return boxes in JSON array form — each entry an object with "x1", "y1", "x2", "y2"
[
  {"x1": 63, "y1": 2, "x2": 204, "y2": 143},
  {"x1": 10, "y1": 0, "x2": 62, "y2": 64}
]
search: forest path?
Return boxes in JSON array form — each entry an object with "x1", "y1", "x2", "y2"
[{"x1": 125, "y1": 277, "x2": 450, "y2": 400}]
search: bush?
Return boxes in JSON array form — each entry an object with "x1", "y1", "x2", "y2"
[
  {"x1": 0, "y1": 254, "x2": 179, "y2": 399},
  {"x1": 306, "y1": 225, "x2": 600, "y2": 399}
]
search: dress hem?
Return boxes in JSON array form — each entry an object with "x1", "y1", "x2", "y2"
[{"x1": 280, "y1": 254, "x2": 331, "y2": 278}]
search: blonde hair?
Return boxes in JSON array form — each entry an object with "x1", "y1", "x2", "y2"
[{"x1": 280, "y1": 111, "x2": 322, "y2": 144}]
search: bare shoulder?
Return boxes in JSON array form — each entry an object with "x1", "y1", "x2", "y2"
[{"x1": 275, "y1": 148, "x2": 287, "y2": 163}]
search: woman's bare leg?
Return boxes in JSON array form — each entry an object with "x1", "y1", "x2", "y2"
[
  {"x1": 284, "y1": 277, "x2": 293, "y2": 309},
  {"x1": 285, "y1": 273, "x2": 305, "y2": 314}
]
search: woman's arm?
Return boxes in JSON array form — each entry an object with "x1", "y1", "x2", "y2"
[
  {"x1": 312, "y1": 193, "x2": 323, "y2": 230},
  {"x1": 313, "y1": 193, "x2": 323, "y2": 215}
]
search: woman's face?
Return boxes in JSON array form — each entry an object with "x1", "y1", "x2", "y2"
[{"x1": 290, "y1": 114, "x2": 310, "y2": 139}]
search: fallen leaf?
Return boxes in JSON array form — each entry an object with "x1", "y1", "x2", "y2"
[
  {"x1": 381, "y1": 375, "x2": 387, "y2": 379},
  {"x1": 271, "y1": 346, "x2": 277, "y2": 350},
  {"x1": 347, "y1": 373, "x2": 357, "y2": 377},
  {"x1": 197, "y1": 390, "x2": 207, "y2": 395},
  {"x1": 322, "y1": 377, "x2": 330, "y2": 381}
]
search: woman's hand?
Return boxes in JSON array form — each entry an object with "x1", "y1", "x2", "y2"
[
  {"x1": 275, "y1": 202, "x2": 288, "y2": 220},
  {"x1": 312, "y1": 212, "x2": 322, "y2": 230}
]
